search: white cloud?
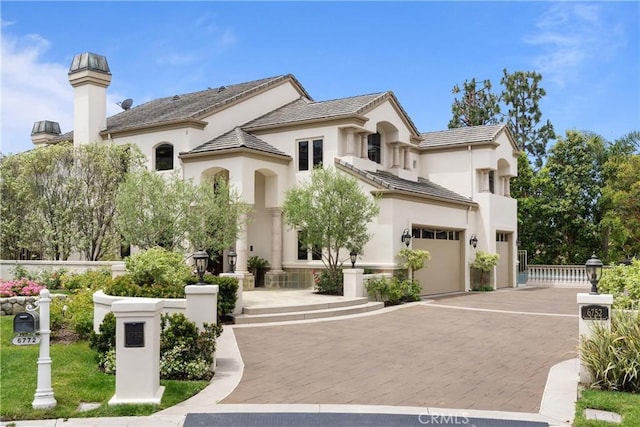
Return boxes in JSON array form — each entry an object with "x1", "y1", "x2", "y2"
[
  {"x1": 525, "y1": 3, "x2": 625, "y2": 87},
  {"x1": 1, "y1": 32, "x2": 73, "y2": 154}
]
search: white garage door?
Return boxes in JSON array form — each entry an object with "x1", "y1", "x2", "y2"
[
  {"x1": 412, "y1": 227, "x2": 464, "y2": 295},
  {"x1": 496, "y1": 232, "x2": 511, "y2": 288}
]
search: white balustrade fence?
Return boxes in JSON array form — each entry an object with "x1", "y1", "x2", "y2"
[{"x1": 527, "y1": 265, "x2": 609, "y2": 286}]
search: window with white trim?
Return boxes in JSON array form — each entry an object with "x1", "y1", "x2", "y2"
[{"x1": 367, "y1": 132, "x2": 381, "y2": 164}]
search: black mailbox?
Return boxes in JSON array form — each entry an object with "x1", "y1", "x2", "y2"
[{"x1": 13, "y1": 311, "x2": 40, "y2": 333}]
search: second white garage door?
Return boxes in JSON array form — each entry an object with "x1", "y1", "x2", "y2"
[{"x1": 412, "y1": 227, "x2": 464, "y2": 295}]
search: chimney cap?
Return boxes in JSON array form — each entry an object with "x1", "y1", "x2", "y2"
[
  {"x1": 69, "y1": 52, "x2": 111, "y2": 75},
  {"x1": 31, "y1": 120, "x2": 61, "y2": 136}
]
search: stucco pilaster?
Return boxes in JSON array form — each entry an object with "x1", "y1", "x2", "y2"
[
  {"x1": 269, "y1": 208, "x2": 284, "y2": 272},
  {"x1": 236, "y1": 212, "x2": 249, "y2": 274}
]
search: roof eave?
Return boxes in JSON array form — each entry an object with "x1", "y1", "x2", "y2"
[
  {"x1": 102, "y1": 118, "x2": 207, "y2": 138},
  {"x1": 372, "y1": 189, "x2": 478, "y2": 208},
  {"x1": 243, "y1": 113, "x2": 369, "y2": 132},
  {"x1": 179, "y1": 146, "x2": 292, "y2": 162}
]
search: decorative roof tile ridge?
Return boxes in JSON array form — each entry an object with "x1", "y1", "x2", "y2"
[{"x1": 234, "y1": 127, "x2": 245, "y2": 147}]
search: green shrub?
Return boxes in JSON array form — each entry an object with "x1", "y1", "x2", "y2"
[
  {"x1": 366, "y1": 276, "x2": 421, "y2": 305},
  {"x1": 598, "y1": 259, "x2": 640, "y2": 309},
  {"x1": 470, "y1": 251, "x2": 500, "y2": 289},
  {"x1": 39, "y1": 268, "x2": 68, "y2": 290},
  {"x1": 90, "y1": 312, "x2": 222, "y2": 381},
  {"x1": 64, "y1": 287, "x2": 96, "y2": 339},
  {"x1": 61, "y1": 269, "x2": 112, "y2": 292},
  {"x1": 313, "y1": 269, "x2": 343, "y2": 295},
  {"x1": 10, "y1": 264, "x2": 38, "y2": 281},
  {"x1": 89, "y1": 312, "x2": 116, "y2": 372},
  {"x1": 580, "y1": 310, "x2": 640, "y2": 393},
  {"x1": 125, "y1": 247, "x2": 191, "y2": 287},
  {"x1": 104, "y1": 275, "x2": 187, "y2": 299}
]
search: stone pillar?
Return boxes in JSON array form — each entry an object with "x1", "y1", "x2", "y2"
[
  {"x1": 111, "y1": 262, "x2": 126, "y2": 278},
  {"x1": 392, "y1": 144, "x2": 400, "y2": 168},
  {"x1": 343, "y1": 269, "x2": 365, "y2": 298},
  {"x1": 404, "y1": 148, "x2": 411, "y2": 170},
  {"x1": 185, "y1": 285, "x2": 219, "y2": 331},
  {"x1": 346, "y1": 128, "x2": 355, "y2": 155},
  {"x1": 236, "y1": 212, "x2": 249, "y2": 274},
  {"x1": 361, "y1": 134, "x2": 368, "y2": 158},
  {"x1": 109, "y1": 299, "x2": 164, "y2": 405},
  {"x1": 32, "y1": 289, "x2": 56, "y2": 410},
  {"x1": 577, "y1": 293, "x2": 613, "y2": 384},
  {"x1": 265, "y1": 208, "x2": 288, "y2": 288},
  {"x1": 269, "y1": 208, "x2": 284, "y2": 273}
]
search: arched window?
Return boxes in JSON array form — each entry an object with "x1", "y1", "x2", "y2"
[{"x1": 155, "y1": 144, "x2": 174, "y2": 171}]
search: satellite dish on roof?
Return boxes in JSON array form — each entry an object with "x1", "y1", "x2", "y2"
[{"x1": 118, "y1": 98, "x2": 133, "y2": 110}]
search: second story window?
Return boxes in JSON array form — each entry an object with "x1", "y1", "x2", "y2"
[
  {"x1": 155, "y1": 143, "x2": 174, "y2": 171},
  {"x1": 367, "y1": 132, "x2": 381, "y2": 164},
  {"x1": 298, "y1": 139, "x2": 323, "y2": 171}
]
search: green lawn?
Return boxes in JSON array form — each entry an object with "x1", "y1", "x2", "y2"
[
  {"x1": 574, "y1": 389, "x2": 640, "y2": 426},
  {"x1": 0, "y1": 316, "x2": 208, "y2": 421}
]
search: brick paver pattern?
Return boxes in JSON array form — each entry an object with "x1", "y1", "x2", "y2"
[{"x1": 222, "y1": 287, "x2": 581, "y2": 413}]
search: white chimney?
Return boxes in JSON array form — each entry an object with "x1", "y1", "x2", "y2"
[
  {"x1": 68, "y1": 52, "x2": 111, "y2": 145},
  {"x1": 31, "y1": 120, "x2": 61, "y2": 146}
]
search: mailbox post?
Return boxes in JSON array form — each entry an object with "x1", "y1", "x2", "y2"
[{"x1": 32, "y1": 289, "x2": 57, "y2": 409}]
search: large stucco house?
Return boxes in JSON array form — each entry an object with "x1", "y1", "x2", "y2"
[{"x1": 31, "y1": 52, "x2": 519, "y2": 295}]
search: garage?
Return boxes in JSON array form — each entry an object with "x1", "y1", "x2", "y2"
[
  {"x1": 496, "y1": 232, "x2": 511, "y2": 288},
  {"x1": 412, "y1": 227, "x2": 464, "y2": 295}
]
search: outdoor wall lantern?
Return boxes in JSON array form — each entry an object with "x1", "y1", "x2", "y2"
[
  {"x1": 193, "y1": 249, "x2": 209, "y2": 285},
  {"x1": 401, "y1": 228, "x2": 412, "y2": 248},
  {"x1": 350, "y1": 250, "x2": 358, "y2": 268},
  {"x1": 228, "y1": 248, "x2": 237, "y2": 273},
  {"x1": 585, "y1": 253, "x2": 603, "y2": 295},
  {"x1": 469, "y1": 234, "x2": 478, "y2": 249}
]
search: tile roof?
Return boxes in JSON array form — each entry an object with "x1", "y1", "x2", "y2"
[
  {"x1": 184, "y1": 127, "x2": 290, "y2": 158},
  {"x1": 50, "y1": 75, "x2": 307, "y2": 142},
  {"x1": 242, "y1": 93, "x2": 387, "y2": 129},
  {"x1": 335, "y1": 159, "x2": 475, "y2": 206},
  {"x1": 105, "y1": 75, "x2": 302, "y2": 133},
  {"x1": 420, "y1": 123, "x2": 508, "y2": 148}
]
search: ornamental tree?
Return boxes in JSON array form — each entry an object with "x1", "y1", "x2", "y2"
[{"x1": 282, "y1": 167, "x2": 379, "y2": 284}]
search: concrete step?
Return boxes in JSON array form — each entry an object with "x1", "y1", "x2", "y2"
[
  {"x1": 233, "y1": 301, "x2": 384, "y2": 324},
  {"x1": 243, "y1": 296, "x2": 369, "y2": 315}
]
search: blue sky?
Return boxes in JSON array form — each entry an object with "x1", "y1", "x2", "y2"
[{"x1": 1, "y1": 1, "x2": 639, "y2": 155}]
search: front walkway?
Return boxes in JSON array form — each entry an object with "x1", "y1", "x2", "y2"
[{"x1": 222, "y1": 287, "x2": 581, "y2": 414}]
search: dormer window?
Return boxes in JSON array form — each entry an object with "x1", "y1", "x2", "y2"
[
  {"x1": 155, "y1": 143, "x2": 174, "y2": 171},
  {"x1": 367, "y1": 132, "x2": 381, "y2": 164}
]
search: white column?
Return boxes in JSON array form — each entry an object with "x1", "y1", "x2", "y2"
[
  {"x1": 109, "y1": 298, "x2": 165, "y2": 405},
  {"x1": 577, "y1": 293, "x2": 613, "y2": 384},
  {"x1": 343, "y1": 269, "x2": 365, "y2": 298},
  {"x1": 361, "y1": 134, "x2": 368, "y2": 158},
  {"x1": 236, "y1": 212, "x2": 249, "y2": 274},
  {"x1": 392, "y1": 144, "x2": 400, "y2": 168},
  {"x1": 32, "y1": 289, "x2": 56, "y2": 409},
  {"x1": 270, "y1": 208, "x2": 284, "y2": 273},
  {"x1": 346, "y1": 129, "x2": 355, "y2": 156},
  {"x1": 404, "y1": 148, "x2": 411, "y2": 170},
  {"x1": 185, "y1": 285, "x2": 219, "y2": 330}
]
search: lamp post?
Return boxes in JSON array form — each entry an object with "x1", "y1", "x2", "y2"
[
  {"x1": 193, "y1": 249, "x2": 209, "y2": 285},
  {"x1": 401, "y1": 228, "x2": 412, "y2": 248},
  {"x1": 469, "y1": 234, "x2": 478, "y2": 249},
  {"x1": 350, "y1": 250, "x2": 358, "y2": 268},
  {"x1": 585, "y1": 253, "x2": 603, "y2": 295},
  {"x1": 228, "y1": 248, "x2": 237, "y2": 273}
]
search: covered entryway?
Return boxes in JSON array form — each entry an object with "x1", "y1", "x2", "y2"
[
  {"x1": 412, "y1": 227, "x2": 464, "y2": 295},
  {"x1": 496, "y1": 232, "x2": 511, "y2": 288}
]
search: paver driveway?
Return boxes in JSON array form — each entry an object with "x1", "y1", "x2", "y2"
[{"x1": 222, "y1": 287, "x2": 582, "y2": 413}]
